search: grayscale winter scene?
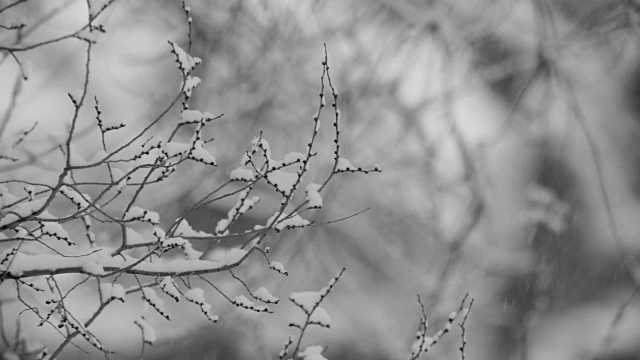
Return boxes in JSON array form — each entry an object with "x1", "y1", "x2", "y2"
[{"x1": 0, "y1": 0, "x2": 639, "y2": 359}]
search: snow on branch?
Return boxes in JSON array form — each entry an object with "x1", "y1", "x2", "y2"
[
  {"x1": 409, "y1": 294, "x2": 474, "y2": 360},
  {"x1": 159, "y1": 276, "x2": 180, "y2": 302},
  {"x1": 100, "y1": 282, "x2": 125, "y2": 303},
  {"x1": 254, "y1": 286, "x2": 279, "y2": 304},
  {"x1": 168, "y1": 41, "x2": 201, "y2": 76},
  {"x1": 134, "y1": 317, "x2": 156, "y2": 345},
  {"x1": 0, "y1": 4, "x2": 386, "y2": 357},
  {"x1": 270, "y1": 261, "x2": 289, "y2": 276},
  {"x1": 184, "y1": 287, "x2": 218, "y2": 322},
  {"x1": 282, "y1": 268, "x2": 345, "y2": 360}
]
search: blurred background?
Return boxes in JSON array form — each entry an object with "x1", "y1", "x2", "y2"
[{"x1": 1, "y1": 0, "x2": 640, "y2": 359}]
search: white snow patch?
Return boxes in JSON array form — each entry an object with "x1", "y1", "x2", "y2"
[
  {"x1": 39, "y1": 222, "x2": 71, "y2": 244},
  {"x1": 298, "y1": 345, "x2": 327, "y2": 360},
  {"x1": 59, "y1": 186, "x2": 91, "y2": 209},
  {"x1": 124, "y1": 206, "x2": 160, "y2": 224},
  {"x1": 189, "y1": 141, "x2": 217, "y2": 166},
  {"x1": 270, "y1": 261, "x2": 288, "y2": 275},
  {"x1": 169, "y1": 41, "x2": 201, "y2": 75},
  {"x1": 230, "y1": 167, "x2": 255, "y2": 182},
  {"x1": 142, "y1": 287, "x2": 169, "y2": 319},
  {"x1": 182, "y1": 75, "x2": 201, "y2": 97},
  {"x1": 233, "y1": 295, "x2": 269, "y2": 312},
  {"x1": 159, "y1": 277, "x2": 180, "y2": 301},
  {"x1": 134, "y1": 317, "x2": 156, "y2": 344},
  {"x1": 305, "y1": 183, "x2": 323, "y2": 209},
  {"x1": 0, "y1": 197, "x2": 47, "y2": 226},
  {"x1": 184, "y1": 287, "x2": 206, "y2": 305},
  {"x1": 308, "y1": 306, "x2": 331, "y2": 328},
  {"x1": 266, "y1": 170, "x2": 297, "y2": 195},
  {"x1": 254, "y1": 287, "x2": 279, "y2": 303},
  {"x1": 175, "y1": 219, "x2": 212, "y2": 238},
  {"x1": 268, "y1": 213, "x2": 310, "y2": 231},
  {"x1": 180, "y1": 109, "x2": 214, "y2": 124},
  {"x1": 335, "y1": 157, "x2": 355, "y2": 172},
  {"x1": 290, "y1": 291, "x2": 321, "y2": 313},
  {"x1": 82, "y1": 259, "x2": 105, "y2": 275},
  {"x1": 100, "y1": 282, "x2": 125, "y2": 302}
]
